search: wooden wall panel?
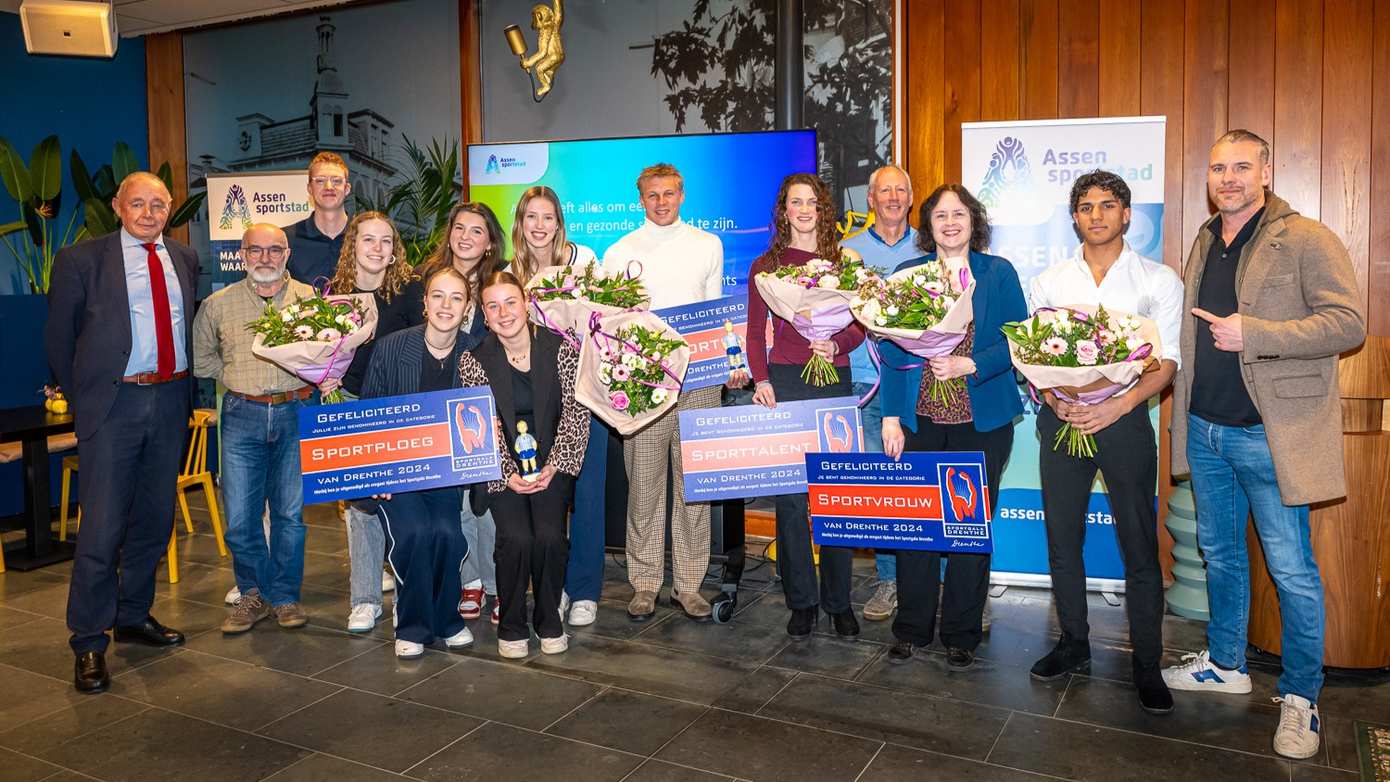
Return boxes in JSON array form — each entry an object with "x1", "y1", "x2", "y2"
[
  {"x1": 905, "y1": 1, "x2": 946, "y2": 199},
  {"x1": 1226, "y1": 0, "x2": 1276, "y2": 140},
  {"x1": 144, "y1": 32, "x2": 188, "y2": 245},
  {"x1": 1180, "y1": 0, "x2": 1228, "y2": 253},
  {"x1": 1098, "y1": 0, "x2": 1141, "y2": 116},
  {"x1": 1373, "y1": 0, "x2": 1390, "y2": 336},
  {"x1": 459, "y1": 0, "x2": 483, "y2": 193},
  {"x1": 944, "y1": 0, "x2": 982, "y2": 184},
  {"x1": 1140, "y1": 0, "x2": 1186, "y2": 272},
  {"x1": 1058, "y1": 0, "x2": 1100, "y2": 117},
  {"x1": 1273, "y1": 0, "x2": 1324, "y2": 218},
  {"x1": 1020, "y1": 0, "x2": 1060, "y2": 118},
  {"x1": 980, "y1": 0, "x2": 1023, "y2": 120},
  {"x1": 1320, "y1": 0, "x2": 1375, "y2": 314}
]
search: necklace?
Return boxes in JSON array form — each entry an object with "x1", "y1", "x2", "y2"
[
  {"x1": 507, "y1": 350, "x2": 529, "y2": 366},
  {"x1": 424, "y1": 332, "x2": 456, "y2": 353}
]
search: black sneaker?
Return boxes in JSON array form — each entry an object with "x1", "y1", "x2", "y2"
[
  {"x1": 829, "y1": 609, "x2": 860, "y2": 641},
  {"x1": 1134, "y1": 664, "x2": 1174, "y2": 715},
  {"x1": 1030, "y1": 640, "x2": 1091, "y2": 681},
  {"x1": 946, "y1": 647, "x2": 976, "y2": 670},
  {"x1": 887, "y1": 639, "x2": 920, "y2": 664},
  {"x1": 787, "y1": 606, "x2": 817, "y2": 640}
]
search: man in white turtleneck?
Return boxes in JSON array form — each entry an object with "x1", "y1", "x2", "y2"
[{"x1": 602, "y1": 162, "x2": 723, "y2": 623}]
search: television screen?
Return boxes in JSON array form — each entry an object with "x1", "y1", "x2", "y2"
[{"x1": 467, "y1": 129, "x2": 818, "y2": 291}]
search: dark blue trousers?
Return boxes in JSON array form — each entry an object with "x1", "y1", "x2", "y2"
[
  {"x1": 378, "y1": 487, "x2": 469, "y2": 645},
  {"x1": 66, "y1": 380, "x2": 188, "y2": 654},
  {"x1": 565, "y1": 416, "x2": 610, "y2": 603}
]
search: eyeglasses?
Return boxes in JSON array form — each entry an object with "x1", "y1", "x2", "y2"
[
  {"x1": 310, "y1": 176, "x2": 346, "y2": 187},
  {"x1": 242, "y1": 245, "x2": 287, "y2": 260}
]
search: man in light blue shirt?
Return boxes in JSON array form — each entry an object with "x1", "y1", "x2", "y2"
[
  {"x1": 841, "y1": 165, "x2": 921, "y2": 622},
  {"x1": 121, "y1": 229, "x2": 188, "y2": 376}
]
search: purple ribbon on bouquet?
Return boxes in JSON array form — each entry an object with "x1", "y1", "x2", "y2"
[
  {"x1": 586, "y1": 312, "x2": 683, "y2": 390},
  {"x1": 530, "y1": 295, "x2": 582, "y2": 350},
  {"x1": 790, "y1": 300, "x2": 854, "y2": 341}
]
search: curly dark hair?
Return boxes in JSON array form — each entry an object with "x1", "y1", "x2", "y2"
[
  {"x1": 766, "y1": 173, "x2": 840, "y2": 266},
  {"x1": 1069, "y1": 170, "x2": 1132, "y2": 213},
  {"x1": 916, "y1": 184, "x2": 992, "y2": 254}
]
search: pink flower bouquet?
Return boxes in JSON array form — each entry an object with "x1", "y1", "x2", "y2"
[
  {"x1": 247, "y1": 293, "x2": 378, "y2": 403},
  {"x1": 575, "y1": 309, "x2": 691, "y2": 435},
  {"x1": 851, "y1": 260, "x2": 976, "y2": 404},
  {"x1": 1002, "y1": 304, "x2": 1160, "y2": 457},
  {"x1": 527, "y1": 262, "x2": 649, "y2": 336},
  {"x1": 753, "y1": 254, "x2": 882, "y2": 386}
]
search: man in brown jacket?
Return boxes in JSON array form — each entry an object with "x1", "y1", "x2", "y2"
[{"x1": 1163, "y1": 130, "x2": 1365, "y2": 760}]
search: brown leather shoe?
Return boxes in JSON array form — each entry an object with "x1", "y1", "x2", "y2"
[
  {"x1": 221, "y1": 593, "x2": 271, "y2": 634},
  {"x1": 627, "y1": 590, "x2": 658, "y2": 622},
  {"x1": 670, "y1": 590, "x2": 713, "y2": 623},
  {"x1": 273, "y1": 602, "x2": 309, "y2": 629}
]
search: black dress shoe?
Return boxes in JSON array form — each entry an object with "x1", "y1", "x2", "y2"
[
  {"x1": 946, "y1": 647, "x2": 976, "y2": 670},
  {"x1": 787, "y1": 606, "x2": 817, "y2": 640},
  {"x1": 1030, "y1": 639, "x2": 1091, "y2": 681},
  {"x1": 887, "y1": 639, "x2": 922, "y2": 664},
  {"x1": 829, "y1": 609, "x2": 860, "y2": 641},
  {"x1": 74, "y1": 651, "x2": 109, "y2": 694},
  {"x1": 113, "y1": 616, "x2": 185, "y2": 647},
  {"x1": 1134, "y1": 665, "x2": 1174, "y2": 715}
]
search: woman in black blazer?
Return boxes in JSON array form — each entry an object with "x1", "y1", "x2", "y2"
[
  {"x1": 361, "y1": 266, "x2": 480, "y2": 659},
  {"x1": 458, "y1": 270, "x2": 590, "y2": 659}
]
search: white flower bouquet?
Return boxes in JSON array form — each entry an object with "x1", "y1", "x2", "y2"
[
  {"x1": 575, "y1": 309, "x2": 691, "y2": 435},
  {"x1": 246, "y1": 293, "x2": 378, "y2": 403}
]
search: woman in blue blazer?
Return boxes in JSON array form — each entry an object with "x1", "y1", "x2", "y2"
[{"x1": 878, "y1": 184, "x2": 1027, "y2": 670}]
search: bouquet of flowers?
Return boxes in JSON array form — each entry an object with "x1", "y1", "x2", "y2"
[
  {"x1": 528, "y1": 262, "x2": 650, "y2": 335},
  {"x1": 851, "y1": 260, "x2": 976, "y2": 405},
  {"x1": 575, "y1": 310, "x2": 691, "y2": 435},
  {"x1": 753, "y1": 253, "x2": 882, "y2": 386},
  {"x1": 1001, "y1": 304, "x2": 1159, "y2": 457},
  {"x1": 247, "y1": 293, "x2": 378, "y2": 403}
]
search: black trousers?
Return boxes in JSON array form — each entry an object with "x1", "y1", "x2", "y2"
[
  {"x1": 66, "y1": 381, "x2": 189, "y2": 654},
  {"x1": 768, "y1": 363, "x2": 853, "y2": 614},
  {"x1": 490, "y1": 474, "x2": 574, "y2": 642},
  {"x1": 1037, "y1": 403, "x2": 1164, "y2": 668},
  {"x1": 378, "y1": 487, "x2": 467, "y2": 645},
  {"x1": 893, "y1": 414, "x2": 1012, "y2": 650}
]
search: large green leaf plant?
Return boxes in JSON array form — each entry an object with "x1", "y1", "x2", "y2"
[
  {"x1": 0, "y1": 136, "x2": 207, "y2": 293},
  {"x1": 353, "y1": 136, "x2": 461, "y2": 267}
]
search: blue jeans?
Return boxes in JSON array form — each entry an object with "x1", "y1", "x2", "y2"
[
  {"x1": 566, "y1": 416, "x2": 609, "y2": 603},
  {"x1": 853, "y1": 381, "x2": 895, "y2": 582},
  {"x1": 347, "y1": 505, "x2": 385, "y2": 608},
  {"x1": 460, "y1": 490, "x2": 497, "y2": 595},
  {"x1": 221, "y1": 394, "x2": 306, "y2": 606},
  {"x1": 1187, "y1": 413, "x2": 1323, "y2": 702}
]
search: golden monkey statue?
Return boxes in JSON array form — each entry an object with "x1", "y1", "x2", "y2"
[{"x1": 519, "y1": 0, "x2": 565, "y2": 99}]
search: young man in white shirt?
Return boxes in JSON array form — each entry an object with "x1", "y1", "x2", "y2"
[
  {"x1": 1026, "y1": 170, "x2": 1183, "y2": 715},
  {"x1": 602, "y1": 163, "x2": 724, "y2": 622}
]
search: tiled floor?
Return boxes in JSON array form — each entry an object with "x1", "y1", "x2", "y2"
[{"x1": 1, "y1": 498, "x2": 1385, "y2": 782}]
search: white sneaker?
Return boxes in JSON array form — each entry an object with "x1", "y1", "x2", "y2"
[
  {"x1": 394, "y1": 639, "x2": 424, "y2": 659},
  {"x1": 1272, "y1": 694, "x2": 1320, "y2": 759},
  {"x1": 540, "y1": 634, "x2": 569, "y2": 654},
  {"x1": 346, "y1": 603, "x2": 381, "y2": 633},
  {"x1": 381, "y1": 570, "x2": 396, "y2": 593},
  {"x1": 444, "y1": 626, "x2": 474, "y2": 648},
  {"x1": 1162, "y1": 650, "x2": 1253, "y2": 694},
  {"x1": 224, "y1": 585, "x2": 241, "y2": 605},
  {"x1": 569, "y1": 600, "x2": 598, "y2": 627},
  {"x1": 498, "y1": 638, "x2": 529, "y2": 659}
]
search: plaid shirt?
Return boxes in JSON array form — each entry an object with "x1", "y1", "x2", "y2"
[{"x1": 192, "y1": 276, "x2": 317, "y2": 395}]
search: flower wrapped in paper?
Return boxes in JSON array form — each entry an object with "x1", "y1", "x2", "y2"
[
  {"x1": 851, "y1": 260, "x2": 975, "y2": 404},
  {"x1": 527, "y1": 262, "x2": 650, "y2": 336},
  {"x1": 753, "y1": 254, "x2": 881, "y2": 386},
  {"x1": 575, "y1": 309, "x2": 691, "y2": 435},
  {"x1": 1002, "y1": 304, "x2": 1161, "y2": 457},
  {"x1": 247, "y1": 292, "x2": 378, "y2": 403}
]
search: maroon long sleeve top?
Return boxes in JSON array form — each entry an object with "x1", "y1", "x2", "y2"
[{"x1": 745, "y1": 247, "x2": 866, "y2": 384}]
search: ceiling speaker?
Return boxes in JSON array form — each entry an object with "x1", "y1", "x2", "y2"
[{"x1": 20, "y1": 0, "x2": 118, "y2": 58}]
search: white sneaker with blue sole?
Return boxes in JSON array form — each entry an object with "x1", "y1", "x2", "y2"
[{"x1": 1162, "y1": 650, "x2": 1253, "y2": 694}]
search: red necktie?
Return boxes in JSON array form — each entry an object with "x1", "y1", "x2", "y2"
[{"x1": 142, "y1": 242, "x2": 176, "y2": 379}]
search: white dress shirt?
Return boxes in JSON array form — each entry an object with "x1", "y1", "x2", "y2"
[
  {"x1": 601, "y1": 218, "x2": 723, "y2": 309},
  {"x1": 1028, "y1": 242, "x2": 1184, "y2": 368}
]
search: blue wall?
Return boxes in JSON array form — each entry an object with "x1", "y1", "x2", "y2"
[{"x1": 0, "y1": 12, "x2": 148, "y2": 295}]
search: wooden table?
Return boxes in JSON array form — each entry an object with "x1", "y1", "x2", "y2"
[{"x1": 0, "y1": 405, "x2": 76, "y2": 570}]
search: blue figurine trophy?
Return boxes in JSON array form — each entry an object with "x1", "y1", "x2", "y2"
[{"x1": 514, "y1": 420, "x2": 541, "y2": 481}]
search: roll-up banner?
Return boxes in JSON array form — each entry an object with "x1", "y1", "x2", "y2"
[
  {"x1": 206, "y1": 170, "x2": 311, "y2": 290},
  {"x1": 961, "y1": 116, "x2": 1166, "y2": 591}
]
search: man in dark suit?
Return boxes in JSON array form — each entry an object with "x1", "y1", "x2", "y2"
[{"x1": 45, "y1": 171, "x2": 198, "y2": 694}]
